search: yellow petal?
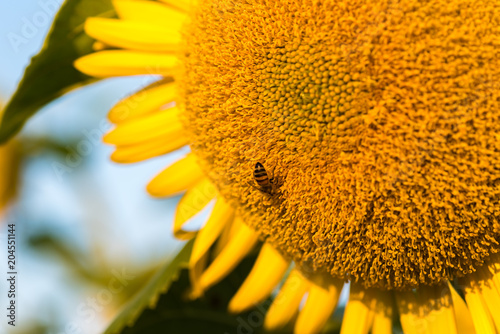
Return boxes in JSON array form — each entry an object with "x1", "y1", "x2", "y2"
[
  {"x1": 85, "y1": 18, "x2": 181, "y2": 52},
  {"x1": 294, "y1": 273, "x2": 344, "y2": 334},
  {"x1": 264, "y1": 269, "x2": 310, "y2": 331},
  {"x1": 111, "y1": 131, "x2": 188, "y2": 163},
  {"x1": 492, "y1": 276, "x2": 500, "y2": 297},
  {"x1": 396, "y1": 285, "x2": 458, "y2": 334},
  {"x1": 477, "y1": 270, "x2": 500, "y2": 333},
  {"x1": 464, "y1": 287, "x2": 496, "y2": 334},
  {"x1": 188, "y1": 198, "x2": 235, "y2": 298},
  {"x1": 173, "y1": 178, "x2": 217, "y2": 240},
  {"x1": 188, "y1": 250, "x2": 209, "y2": 299},
  {"x1": 198, "y1": 219, "x2": 259, "y2": 292},
  {"x1": 113, "y1": 0, "x2": 187, "y2": 27},
  {"x1": 147, "y1": 154, "x2": 204, "y2": 197},
  {"x1": 371, "y1": 290, "x2": 393, "y2": 334},
  {"x1": 486, "y1": 255, "x2": 500, "y2": 296},
  {"x1": 157, "y1": 0, "x2": 192, "y2": 12},
  {"x1": 340, "y1": 284, "x2": 375, "y2": 334},
  {"x1": 212, "y1": 216, "x2": 240, "y2": 257},
  {"x1": 425, "y1": 287, "x2": 457, "y2": 334},
  {"x1": 228, "y1": 243, "x2": 290, "y2": 314},
  {"x1": 74, "y1": 50, "x2": 178, "y2": 77},
  {"x1": 92, "y1": 40, "x2": 109, "y2": 51},
  {"x1": 447, "y1": 282, "x2": 476, "y2": 334},
  {"x1": 190, "y1": 197, "x2": 235, "y2": 265},
  {"x1": 108, "y1": 80, "x2": 177, "y2": 124},
  {"x1": 103, "y1": 106, "x2": 181, "y2": 145},
  {"x1": 396, "y1": 290, "x2": 423, "y2": 334}
]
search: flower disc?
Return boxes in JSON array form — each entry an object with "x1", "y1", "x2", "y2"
[{"x1": 181, "y1": 0, "x2": 500, "y2": 289}]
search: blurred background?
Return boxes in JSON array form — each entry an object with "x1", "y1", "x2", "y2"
[{"x1": 0, "y1": 1, "x2": 189, "y2": 333}]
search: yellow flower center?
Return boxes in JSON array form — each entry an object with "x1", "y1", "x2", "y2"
[{"x1": 181, "y1": 0, "x2": 500, "y2": 289}]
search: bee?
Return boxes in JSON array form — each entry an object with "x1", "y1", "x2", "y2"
[{"x1": 248, "y1": 162, "x2": 277, "y2": 195}]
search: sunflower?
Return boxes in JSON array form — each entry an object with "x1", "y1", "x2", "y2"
[{"x1": 74, "y1": 0, "x2": 500, "y2": 333}]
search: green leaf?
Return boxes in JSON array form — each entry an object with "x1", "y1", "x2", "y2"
[
  {"x1": 117, "y1": 247, "x2": 270, "y2": 334},
  {"x1": 0, "y1": 0, "x2": 115, "y2": 143},
  {"x1": 104, "y1": 240, "x2": 194, "y2": 334},
  {"x1": 105, "y1": 241, "x2": 344, "y2": 334}
]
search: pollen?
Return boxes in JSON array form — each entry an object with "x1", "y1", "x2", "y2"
[{"x1": 180, "y1": 0, "x2": 500, "y2": 289}]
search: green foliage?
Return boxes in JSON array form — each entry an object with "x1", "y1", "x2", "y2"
[
  {"x1": 27, "y1": 232, "x2": 159, "y2": 306},
  {"x1": 106, "y1": 241, "x2": 272, "y2": 334},
  {"x1": 0, "y1": 0, "x2": 115, "y2": 143},
  {"x1": 105, "y1": 241, "x2": 195, "y2": 334},
  {"x1": 104, "y1": 240, "x2": 346, "y2": 334},
  {"x1": 119, "y1": 257, "x2": 270, "y2": 334}
]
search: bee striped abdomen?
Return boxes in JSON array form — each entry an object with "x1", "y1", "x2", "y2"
[{"x1": 254, "y1": 162, "x2": 270, "y2": 187}]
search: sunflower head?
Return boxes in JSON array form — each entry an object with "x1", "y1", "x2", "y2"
[{"x1": 181, "y1": 0, "x2": 500, "y2": 290}]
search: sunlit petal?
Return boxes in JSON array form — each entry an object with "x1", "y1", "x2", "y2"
[
  {"x1": 103, "y1": 106, "x2": 181, "y2": 145},
  {"x1": 74, "y1": 50, "x2": 178, "y2": 77},
  {"x1": 264, "y1": 269, "x2": 310, "y2": 331},
  {"x1": 340, "y1": 284, "x2": 376, "y2": 334},
  {"x1": 371, "y1": 290, "x2": 393, "y2": 334},
  {"x1": 198, "y1": 219, "x2": 259, "y2": 292},
  {"x1": 228, "y1": 243, "x2": 290, "y2": 313},
  {"x1": 174, "y1": 178, "x2": 217, "y2": 240},
  {"x1": 113, "y1": 0, "x2": 187, "y2": 26},
  {"x1": 108, "y1": 81, "x2": 177, "y2": 124},
  {"x1": 397, "y1": 285, "x2": 458, "y2": 334},
  {"x1": 294, "y1": 273, "x2": 344, "y2": 334},
  {"x1": 157, "y1": 0, "x2": 192, "y2": 12},
  {"x1": 464, "y1": 288, "x2": 496, "y2": 334},
  {"x1": 147, "y1": 154, "x2": 204, "y2": 197},
  {"x1": 190, "y1": 197, "x2": 235, "y2": 265},
  {"x1": 85, "y1": 18, "x2": 181, "y2": 52},
  {"x1": 447, "y1": 281, "x2": 476, "y2": 334},
  {"x1": 111, "y1": 131, "x2": 188, "y2": 163}
]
